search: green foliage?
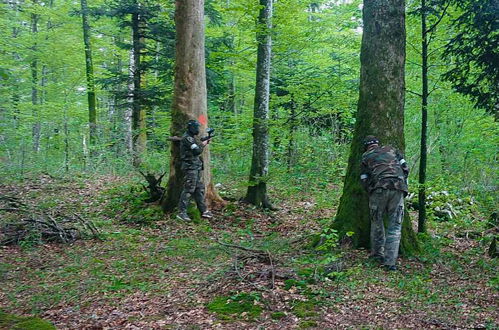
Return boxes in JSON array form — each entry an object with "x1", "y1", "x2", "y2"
[
  {"x1": 291, "y1": 300, "x2": 318, "y2": 318},
  {"x1": 104, "y1": 183, "x2": 164, "y2": 225},
  {"x1": 207, "y1": 292, "x2": 263, "y2": 321},
  {"x1": 441, "y1": 0, "x2": 499, "y2": 115},
  {"x1": 19, "y1": 229, "x2": 43, "y2": 249},
  {"x1": 270, "y1": 311, "x2": 286, "y2": 320},
  {"x1": 0, "y1": 311, "x2": 55, "y2": 330},
  {"x1": 299, "y1": 320, "x2": 318, "y2": 328}
]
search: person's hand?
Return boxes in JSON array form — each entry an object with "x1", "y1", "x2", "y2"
[{"x1": 202, "y1": 139, "x2": 210, "y2": 146}]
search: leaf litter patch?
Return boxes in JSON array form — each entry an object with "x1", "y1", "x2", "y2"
[{"x1": 0, "y1": 175, "x2": 497, "y2": 328}]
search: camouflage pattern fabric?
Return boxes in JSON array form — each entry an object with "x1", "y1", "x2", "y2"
[
  {"x1": 178, "y1": 169, "x2": 207, "y2": 215},
  {"x1": 180, "y1": 133, "x2": 204, "y2": 171},
  {"x1": 369, "y1": 188, "x2": 404, "y2": 266},
  {"x1": 360, "y1": 145, "x2": 409, "y2": 195},
  {"x1": 178, "y1": 133, "x2": 207, "y2": 214}
]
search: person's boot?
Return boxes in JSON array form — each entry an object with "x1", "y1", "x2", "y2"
[
  {"x1": 201, "y1": 210, "x2": 213, "y2": 219},
  {"x1": 384, "y1": 264, "x2": 397, "y2": 271},
  {"x1": 176, "y1": 212, "x2": 191, "y2": 222}
]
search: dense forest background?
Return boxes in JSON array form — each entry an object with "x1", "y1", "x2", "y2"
[
  {"x1": 0, "y1": 0, "x2": 496, "y2": 211},
  {"x1": 0, "y1": 0, "x2": 497, "y2": 328}
]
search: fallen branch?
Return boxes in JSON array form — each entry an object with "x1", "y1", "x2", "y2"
[
  {"x1": 267, "y1": 249, "x2": 275, "y2": 289},
  {"x1": 1, "y1": 201, "x2": 102, "y2": 246}
]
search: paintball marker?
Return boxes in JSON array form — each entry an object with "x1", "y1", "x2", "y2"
[{"x1": 200, "y1": 128, "x2": 215, "y2": 142}]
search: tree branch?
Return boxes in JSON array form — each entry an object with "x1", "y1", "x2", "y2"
[{"x1": 407, "y1": 89, "x2": 422, "y2": 98}]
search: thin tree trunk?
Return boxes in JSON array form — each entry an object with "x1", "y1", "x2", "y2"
[
  {"x1": 244, "y1": 0, "x2": 273, "y2": 208},
  {"x1": 30, "y1": 2, "x2": 40, "y2": 152},
  {"x1": 125, "y1": 44, "x2": 134, "y2": 155},
  {"x1": 162, "y1": 0, "x2": 223, "y2": 212},
  {"x1": 131, "y1": 7, "x2": 147, "y2": 167},
  {"x1": 80, "y1": 0, "x2": 97, "y2": 147},
  {"x1": 418, "y1": 0, "x2": 428, "y2": 233},
  {"x1": 333, "y1": 0, "x2": 419, "y2": 254},
  {"x1": 287, "y1": 100, "x2": 297, "y2": 170},
  {"x1": 11, "y1": 0, "x2": 21, "y2": 129}
]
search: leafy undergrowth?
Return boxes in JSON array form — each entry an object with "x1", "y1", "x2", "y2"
[
  {"x1": 0, "y1": 311, "x2": 55, "y2": 329},
  {"x1": 0, "y1": 175, "x2": 497, "y2": 329}
]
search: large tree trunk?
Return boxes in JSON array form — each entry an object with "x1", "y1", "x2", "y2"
[
  {"x1": 162, "y1": 0, "x2": 222, "y2": 212},
  {"x1": 333, "y1": 0, "x2": 419, "y2": 254},
  {"x1": 244, "y1": 0, "x2": 273, "y2": 208},
  {"x1": 80, "y1": 0, "x2": 97, "y2": 148},
  {"x1": 418, "y1": 0, "x2": 428, "y2": 233}
]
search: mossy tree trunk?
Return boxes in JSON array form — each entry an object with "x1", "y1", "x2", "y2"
[
  {"x1": 162, "y1": 0, "x2": 223, "y2": 213},
  {"x1": 244, "y1": 0, "x2": 273, "y2": 208},
  {"x1": 332, "y1": 0, "x2": 419, "y2": 255}
]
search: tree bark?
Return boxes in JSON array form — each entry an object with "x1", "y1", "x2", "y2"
[
  {"x1": 244, "y1": 0, "x2": 273, "y2": 208},
  {"x1": 30, "y1": 1, "x2": 40, "y2": 152},
  {"x1": 418, "y1": 0, "x2": 428, "y2": 233},
  {"x1": 80, "y1": 0, "x2": 97, "y2": 148},
  {"x1": 162, "y1": 0, "x2": 223, "y2": 212},
  {"x1": 287, "y1": 99, "x2": 297, "y2": 171},
  {"x1": 125, "y1": 44, "x2": 134, "y2": 155},
  {"x1": 11, "y1": 0, "x2": 21, "y2": 129},
  {"x1": 333, "y1": 0, "x2": 419, "y2": 254},
  {"x1": 131, "y1": 5, "x2": 147, "y2": 167}
]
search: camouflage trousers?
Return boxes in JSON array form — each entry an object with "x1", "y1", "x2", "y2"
[
  {"x1": 178, "y1": 169, "x2": 207, "y2": 214},
  {"x1": 369, "y1": 188, "x2": 404, "y2": 266}
]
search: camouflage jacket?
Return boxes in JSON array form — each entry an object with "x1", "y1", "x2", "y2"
[
  {"x1": 360, "y1": 145, "x2": 409, "y2": 195},
  {"x1": 180, "y1": 133, "x2": 204, "y2": 170}
]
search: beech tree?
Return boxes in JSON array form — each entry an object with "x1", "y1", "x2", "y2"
[
  {"x1": 80, "y1": 0, "x2": 97, "y2": 147},
  {"x1": 333, "y1": 0, "x2": 419, "y2": 253},
  {"x1": 162, "y1": 0, "x2": 222, "y2": 212},
  {"x1": 244, "y1": 0, "x2": 273, "y2": 208}
]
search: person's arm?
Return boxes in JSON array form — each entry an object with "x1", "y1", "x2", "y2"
[
  {"x1": 396, "y1": 149, "x2": 409, "y2": 179},
  {"x1": 360, "y1": 158, "x2": 370, "y2": 191},
  {"x1": 186, "y1": 136, "x2": 204, "y2": 156}
]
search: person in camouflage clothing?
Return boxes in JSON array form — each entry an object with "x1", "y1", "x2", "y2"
[
  {"x1": 360, "y1": 135, "x2": 409, "y2": 270},
  {"x1": 177, "y1": 120, "x2": 214, "y2": 222}
]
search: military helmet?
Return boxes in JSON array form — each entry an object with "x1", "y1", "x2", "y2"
[
  {"x1": 187, "y1": 119, "x2": 200, "y2": 129},
  {"x1": 363, "y1": 135, "x2": 379, "y2": 146},
  {"x1": 187, "y1": 119, "x2": 201, "y2": 135}
]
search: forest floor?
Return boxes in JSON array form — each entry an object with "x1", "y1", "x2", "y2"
[{"x1": 0, "y1": 175, "x2": 497, "y2": 329}]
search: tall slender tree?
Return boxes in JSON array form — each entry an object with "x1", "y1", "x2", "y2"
[
  {"x1": 80, "y1": 0, "x2": 97, "y2": 147},
  {"x1": 162, "y1": 0, "x2": 222, "y2": 212},
  {"x1": 130, "y1": 1, "x2": 147, "y2": 166},
  {"x1": 332, "y1": 0, "x2": 418, "y2": 253},
  {"x1": 416, "y1": 0, "x2": 449, "y2": 233},
  {"x1": 244, "y1": 0, "x2": 274, "y2": 208},
  {"x1": 30, "y1": 0, "x2": 40, "y2": 152}
]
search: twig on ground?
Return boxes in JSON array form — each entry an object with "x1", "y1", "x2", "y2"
[{"x1": 267, "y1": 250, "x2": 275, "y2": 289}]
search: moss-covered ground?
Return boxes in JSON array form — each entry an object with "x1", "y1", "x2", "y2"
[{"x1": 0, "y1": 175, "x2": 497, "y2": 328}]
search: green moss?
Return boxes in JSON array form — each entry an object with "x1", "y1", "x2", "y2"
[
  {"x1": 207, "y1": 292, "x2": 263, "y2": 321},
  {"x1": 299, "y1": 320, "x2": 318, "y2": 328},
  {"x1": 284, "y1": 279, "x2": 309, "y2": 290},
  {"x1": 0, "y1": 311, "x2": 55, "y2": 330},
  {"x1": 187, "y1": 204, "x2": 201, "y2": 223},
  {"x1": 292, "y1": 300, "x2": 318, "y2": 318},
  {"x1": 271, "y1": 311, "x2": 286, "y2": 320}
]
